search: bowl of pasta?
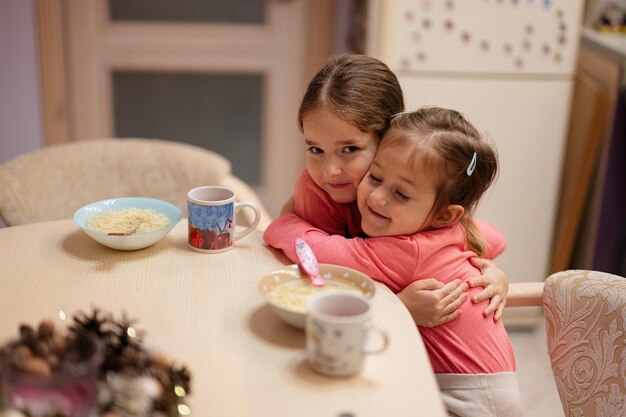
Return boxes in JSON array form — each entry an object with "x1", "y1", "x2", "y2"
[
  {"x1": 258, "y1": 263, "x2": 376, "y2": 329},
  {"x1": 73, "y1": 197, "x2": 182, "y2": 250}
]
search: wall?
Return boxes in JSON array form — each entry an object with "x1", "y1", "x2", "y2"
[{"x1": 0, "y1": 0, "x2": 43, "y2": 164}]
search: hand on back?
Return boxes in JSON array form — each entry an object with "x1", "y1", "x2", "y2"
[
  {"x1": 468, "y1": 257, "x2": 509, "y2": 321},
  {"x1": 397, "y1": 279, "x2": 468, "y2": 327}
]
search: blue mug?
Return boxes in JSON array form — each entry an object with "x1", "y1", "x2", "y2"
[{"x1": 187, "y1": 186, "x2": 260, "y2": 253}]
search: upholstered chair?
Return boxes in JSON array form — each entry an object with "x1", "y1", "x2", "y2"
[
  {"x1": 0, "y1": 138, "x2": 272, "y2": 229},
  {"x1": 509, "y1": 270, "x2": 626, "y2": 417}
]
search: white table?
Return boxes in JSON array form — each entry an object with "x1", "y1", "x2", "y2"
[{"x1": 0, "y1": 220, "x2": 446, "y2": 417}]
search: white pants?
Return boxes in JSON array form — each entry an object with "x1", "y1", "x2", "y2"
[{"x1": 436, "y1": 372, "x2": 523, "y2": 417}]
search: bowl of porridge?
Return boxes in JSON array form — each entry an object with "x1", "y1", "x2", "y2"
[
  {"x1": 258, "y1": 264, "x2": 376, "y2": 329},
  {"x1": 73, "y1": 197, "x2": 181, "y2": 250}
]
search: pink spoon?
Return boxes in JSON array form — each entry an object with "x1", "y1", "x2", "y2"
[{"x1": 294, "y1": 238, "x2": 325, "y2": 287}]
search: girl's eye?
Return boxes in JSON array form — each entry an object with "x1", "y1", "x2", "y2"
[
  {"x1": 307, "y1": 146, "x2": 323, "y2": 155},
  {"x1": 395, "y1": 190, "x2": 410, "y2": 201},
  {"x1": 342, "y1": 145, "x2": 360, "y2": 154},
  {"x1": 368, "y1": 173, "x2": 381, "y2": 183}
]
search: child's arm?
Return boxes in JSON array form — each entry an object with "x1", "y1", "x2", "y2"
[
  {"x1": 265, "y1": 214, "x2": 472, "y2": 327},
  {"x1": 396, "y1": 279, "x2": 468, "y2": 327},
  {"x1": 469, "y1": 219, "x2": 509, "y2": 321},
  {"x1": 264, "y1": 213, "x2": 415, "y2": 292}
]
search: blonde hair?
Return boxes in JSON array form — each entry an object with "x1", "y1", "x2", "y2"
[
  {"x1": 384, "y1": 107, "x2": 499, "y2": 256},
  {"x1": 298, "y1": 54, "x2": 404, "y2": 139}
]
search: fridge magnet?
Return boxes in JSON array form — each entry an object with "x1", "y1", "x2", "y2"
[
  {"x1": 444, "y1": 19, "x2": 455, "y2": 31},
  {"x1": 542, "y1": 43, "x2": 551, "y2": 55},
  {"x1": 412, "y1": 30, "x2": 422, "y2": 41},
  {"x1": 416, "y1": 51, "x2": 427, "y2": 62},
  {"x1": 445, "y1": 0, "x2": 455, "y2": 10},
  {"x1": 525, "y1": 24, "x2": 534, "y2": 35},
  {"x1": 461, "y1": 31, "x2": 472, "y2": 43},
  {"x1": 480, "y1": 40, "x2": 490, "y2": 51},
  {"x1": 404, "y1": 10, "x2": 415, "y2": 22},
  {"x1": 503, "y1": 43, "x2": 514, "y2": 54},
  {"x1": 522, "y1": 39, "x2": 531, "y2": 51},
  {"x1": 422, "y1": 18, "x2": 432, "y2": 29},
  {"x1": 515, "y1": 57, "x2": 524, "y2": 68},
  {"x1": 420, "y1": 0, "x2": 432, "y2": 10}
]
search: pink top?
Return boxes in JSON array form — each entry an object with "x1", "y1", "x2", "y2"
[
  {"x1": 293, "y1": 170, "x2": 363, "y2": 237},
  {"x1": 266, "y1": 171, "x2": 514, "y2": 374}
]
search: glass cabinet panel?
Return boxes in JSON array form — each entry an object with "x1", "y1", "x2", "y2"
[
  {"x1": 108, "y1": 0, "x2": 265, "y2": 24},
  {"x1": 112, "y1": 71, "x2": 263, "y2": 185}
]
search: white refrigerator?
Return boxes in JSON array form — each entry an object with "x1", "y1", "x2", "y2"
[{"x1": 368, "y1": 0, "x2": 585, "y2": 326}]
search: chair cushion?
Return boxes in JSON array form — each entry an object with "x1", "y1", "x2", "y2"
[
  {"x1": 543, "y1": 269, "x2": 626, "y2": 417},
  {"x1": 0, "y1": 138, "x2": 231, "y2": 226}
]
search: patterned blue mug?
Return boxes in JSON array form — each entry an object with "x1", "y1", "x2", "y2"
[{"x1": 187, "y1": 186, "x2": 260, "y2": 253}]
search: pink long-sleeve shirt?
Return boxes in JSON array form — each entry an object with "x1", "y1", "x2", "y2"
[
  {"x1": 265, "y1": 171, "x2": 515, "y2": 374},
  {"x1": 293, "y1": 170, "x2": 364, "y2": 237}
]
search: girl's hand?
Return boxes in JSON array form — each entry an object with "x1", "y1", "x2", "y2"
[
  {"x1": 397, "y1": 279, "x2": 468, "y2": 327},
  {"x1": 468, "y1": 258, "x2": 509, "y2": 321},
  {"x1": 280, "y1": 196, "x2": 295, "y2": 215}
]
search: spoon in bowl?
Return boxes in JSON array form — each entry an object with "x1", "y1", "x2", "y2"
[{"x1": 294, "y1": 238, "x2": 325, "y2": 287}]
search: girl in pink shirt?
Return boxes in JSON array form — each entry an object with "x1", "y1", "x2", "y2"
[
  {"x1": 265, "y1": 107, "x2": 522, "y2": 417},
  {"x1": 283, "y1": 54, "x2": 510, "y2": 326}
]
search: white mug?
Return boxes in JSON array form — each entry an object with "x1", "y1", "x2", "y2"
[
  {"x1": 306, "y1": 292, "x2": 388, "y2": 377},
  {"x1": 187, "y1": 186, "x2": 260, "y2": 253}
]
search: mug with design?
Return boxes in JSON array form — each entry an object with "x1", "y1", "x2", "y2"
[
  {"x1": 187, "y1": 186, "x2": 260, "y2": 253},
  {"x1": 306, "y1": 292, "x2": 388, "y2": 377}
]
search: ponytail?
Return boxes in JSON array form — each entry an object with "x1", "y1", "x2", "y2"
[{"x1": 460, "y1": 214, "x2": 488, "y2": 257}]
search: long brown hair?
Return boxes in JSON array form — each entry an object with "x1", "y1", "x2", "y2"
[
  {"x1": 298, "y1": 54, "x2": 404, "y2": 139},
  {"x1": 384, "y1": 107, "x2": 499, "y2": 256}
]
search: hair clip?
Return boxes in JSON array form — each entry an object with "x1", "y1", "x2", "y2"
[
  {"x1": 466, "y1": 152, "x2": 477, "y2": 176},
  {"x1": 390, "y1": 111, "x2": 413, "y2": 119}
]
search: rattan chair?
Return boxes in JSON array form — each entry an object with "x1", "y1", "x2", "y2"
[{"x1": 0, "y1": 138, "x2": 272, "y2": 229}]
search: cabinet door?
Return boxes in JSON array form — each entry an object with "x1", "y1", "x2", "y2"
[
  {"x1": 550, "y1": 70, "x2": 609, "y2": 273},
  {"x1": 49, "y1": 0, "x2": 329, "y2": 216}
]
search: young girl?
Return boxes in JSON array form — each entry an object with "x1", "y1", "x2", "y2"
[
  {"x1": 288, "y1": 54, "x2": 508, "y2": 325},
  {"x1": 265, "y1": 107, "x2": 522, "y2": 417}
]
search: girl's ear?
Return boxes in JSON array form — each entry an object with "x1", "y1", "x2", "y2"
[{"x1": 431, "y1": 204, "x2": 465, "y2": 228}]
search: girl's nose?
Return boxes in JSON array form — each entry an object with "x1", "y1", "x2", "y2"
[
  {"x1": 323, "y1": 159, "x2": 342, "y2": 177},
  {"x1": 370, "y1": 187, "x2": 387, "y2": 206}
]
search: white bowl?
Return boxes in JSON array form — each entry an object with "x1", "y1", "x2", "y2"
[
  {"x1": 73, "y1": 197, "x2": 182, "y2": 250},
  {"x1": 258, "y1": 264, "x2": 376, "y2": 329}
]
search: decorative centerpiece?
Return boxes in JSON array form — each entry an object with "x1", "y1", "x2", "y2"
[{"x1": 0, "y1": 309, "x2": 191, "y2": 417}]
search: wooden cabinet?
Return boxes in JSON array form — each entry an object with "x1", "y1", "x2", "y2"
[{"x1": 551, "y1": 29, "x2": 626, "y2": 276}]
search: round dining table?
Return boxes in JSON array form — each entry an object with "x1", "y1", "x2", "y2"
[{"x1": 0, "y1": 219, "x2": 446, "y2": 417}]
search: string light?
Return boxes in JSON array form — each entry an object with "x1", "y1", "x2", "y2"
[
  {"x1": 174, "y1": 385, "x2": 187, "y2": 397},
  {"x1": 127, "y1": 326, "x2": 137, "y2": 338}
]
